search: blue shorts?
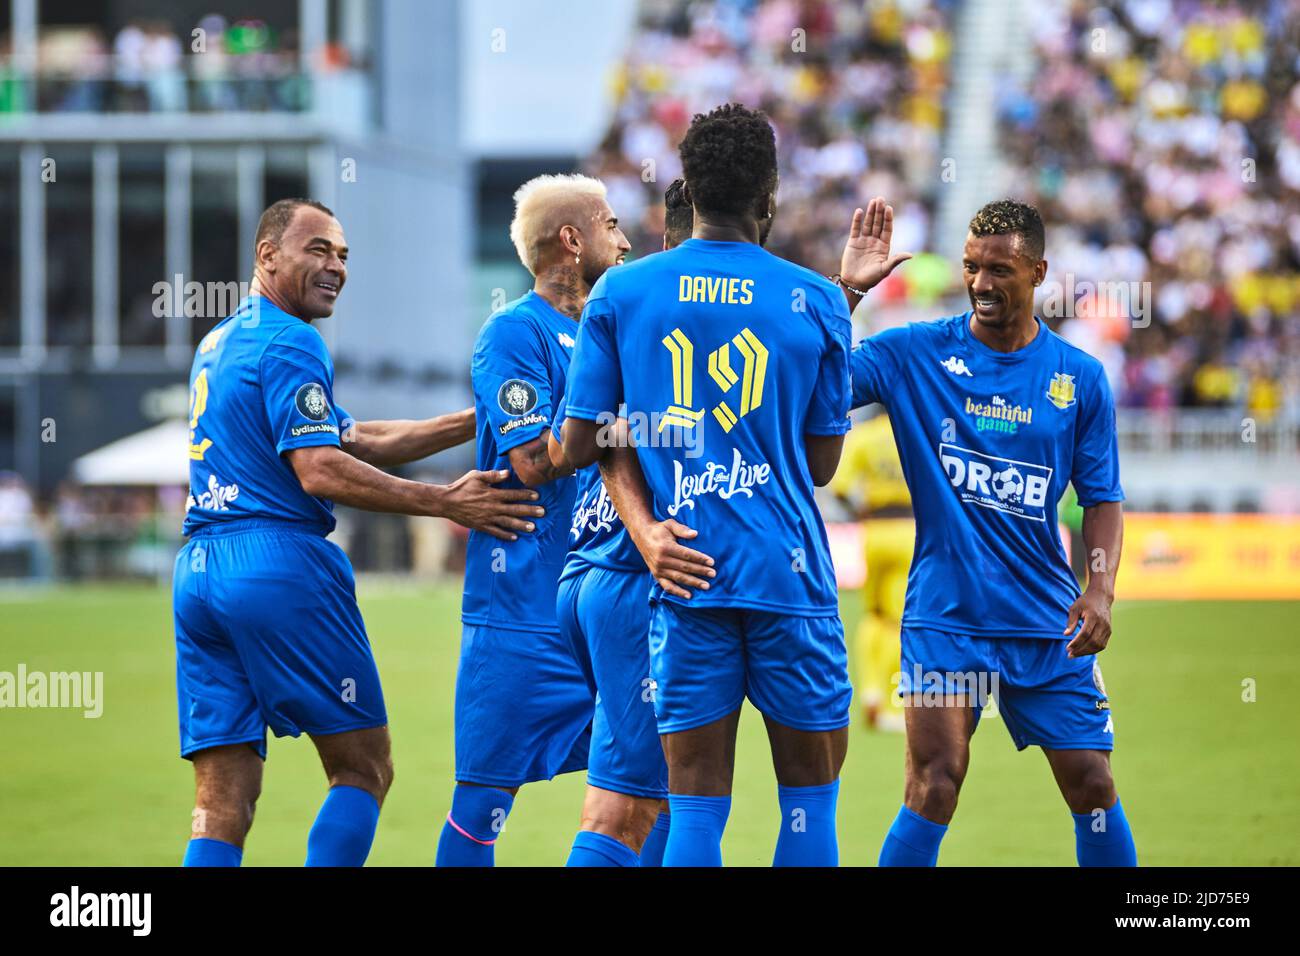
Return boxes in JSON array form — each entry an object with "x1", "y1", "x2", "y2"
[
  {"x1": 173, "y1": 521, "x2": 387, "y2": 760},
  {"x1": 899, "y1": 628, "x2": 1114, "y2": 751},
  {"x1": 557, "y1": 564, "x2": 667, "y2": 800},
  {"x1": 648, "y1": 600, "x2": 851, "y2": 734},
  {"x1": 453, "y1": 622, "x2": 593, "y2": 788}
]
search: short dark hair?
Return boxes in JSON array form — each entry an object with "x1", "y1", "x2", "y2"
[
  {"x1": 969, "y1": 199, "x2": 1045, "y2": 261},
  {"x1": 254, "y1": 198, "x2": 335, "y2": 247},
  {"x1": 664, "y1": 178, "x2": 693, "y2": 247},
  {"x1": 678, "y1": 103, "x2": 778, "y2": 219}
]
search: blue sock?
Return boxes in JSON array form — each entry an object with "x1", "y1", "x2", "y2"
[
  {"x1": 305, "y1": 785, "x2": 380, "y2": 867},
  {"x1": 663, "y1": 794, "x2": 730, "y2": 867},
  {"x1": 878, "y1": 805, "x2": 948, "y2": 867},
  {"x1": 774, "y1": 780, "x2": 840, "y2": 867},
  {"x1": 566, "y1": 829, "x2": 640, "y2": 867},
  {"x1": 436, "y1": 785, "x2": 514, "y2": 867},
  {"x1": 182, "y1": 837, "x2": 242, "y2": 867},
  {"x1": 1073, "y1": 799, "x2": 1137, "y2": 866},
  {"x1": 638, "y1": 813, "x2": 671, "y2": 867}
]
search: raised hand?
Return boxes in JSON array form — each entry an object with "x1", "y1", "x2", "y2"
[{"x1": 840, "y1": 196, "x2": 913, "y2": 295}]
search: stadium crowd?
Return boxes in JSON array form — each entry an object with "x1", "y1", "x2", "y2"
[
  {"x1": 0, "y1": 14, "x2": 361, "y2": 114},
  {"x1": 587, "y1": 0, "x2": 1298, "y2": 421},
  {"x1": 584, "y1": 0, "x2": 956, "y2": 318},
  {"x1": 996, "y1": 0, "x2": 1300, "y2": 420}
]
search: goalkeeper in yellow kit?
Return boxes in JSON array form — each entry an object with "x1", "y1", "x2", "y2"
[{"x1": 831, "y1": 411, "x2": 913, "y2": 732}]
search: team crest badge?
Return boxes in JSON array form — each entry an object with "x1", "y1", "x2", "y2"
[
  {"x1": 295, "y1": 382, "x2": 330, "y2": 421},
  {"x1": 498, "y1": 379, "x2": 538, "y2": 416},
  {"x1": 1046, "y1": 372, "x2": 1077, "y2": 410}
]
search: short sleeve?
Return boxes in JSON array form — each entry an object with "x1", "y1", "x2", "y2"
[
  {"x1": 1071, "y1": 366, "x2": 1125, "y2": 507},
  {"x1": 566, "y1": 293, "x2": 622, "y2": 423},
  {"x1": 550, "y1": 394, "x2": 567, "y2": 441},
  {"x1": 473, "y1": 314, "x2": 554, "y2": 454},
  {"x1": 850, "y1": 324, "x2": 913, "y2": 409},
  {"x1": 260, "y1": 323, "x2": 342, "y2": 455},
  {"x1": 805, "y1": 294, "x2": 853, "y2": 436}
]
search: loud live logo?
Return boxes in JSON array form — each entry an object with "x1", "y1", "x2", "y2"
[{"x1": 939, "y1": 444, "x2": 1052, "y2": 521}]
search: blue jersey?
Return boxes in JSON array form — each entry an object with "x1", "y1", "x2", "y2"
[
  {"x1": 851, "y1": 312, "x2": 1123, "y2": 639},
  {"x1": 552, "y1": 396, "x2": 645, "y2": 579},
  {"x1": 565, "y1": 238, "x2": 853, "y2": 614},
  {"x1": 462, "y1": 291, "x2": 579, "y2": 633},
  {"x1": 183, "y1": 296, "x2": 350, "y2": 537}
]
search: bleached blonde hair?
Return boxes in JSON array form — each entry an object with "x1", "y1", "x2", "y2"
[{"x1": 509, "y1": 173, "x2": 608, "y2": 275}]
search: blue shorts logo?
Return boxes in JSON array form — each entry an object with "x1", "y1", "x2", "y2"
[
  {"x1": 295, "y1": 382, "x2": 330, "y2": 421},
  {"x1": 498, "y1": 379, "x2": 538, "y2": 416},
  {"x1": 939, "y1": 443, "x2": 1053, "y2": 521}
]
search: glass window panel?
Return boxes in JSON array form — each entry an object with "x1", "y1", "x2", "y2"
[
  {"x1": 190, "y1": 147, "x2": 239, "y2": 345},
  {"x1": 0, "y1": 148, "x2": 19, "y2": 348},
  {"x1": 118, "y1": 146, "x2": 167, "y2": 347},
  {"x1": 44, "y1": 147, "x2": 94, "y2": 349}
]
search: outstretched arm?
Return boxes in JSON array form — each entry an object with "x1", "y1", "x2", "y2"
[
  {"x1": 342, "y1": 408, "x2": 476, "y2": 468},
  {"x1": 596, "y1": 420, "x2": 715, "y2": 600},
  {"x1": 286, "y1": 444, "x2": 543, "y2": 541}
]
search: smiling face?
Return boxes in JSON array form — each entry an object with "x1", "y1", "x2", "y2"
[
  {"x1": 258, "y1": 205, "x2": 348, "y2": 319},
  {"x1": 578, "y1": 197, "x2": 631, "y2": 285},
  {"x1": 962, "y1": 231, "x2": 1046, "y2": 332}
]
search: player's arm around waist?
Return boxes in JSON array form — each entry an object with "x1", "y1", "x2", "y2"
[
  {"x1": 286, "y1": 445, "x2": 544, "y2": 541},
  {"x1": 596, "y1": 424, "x2": 715, "y2": 601},
  {"x1": 341, "y1": 407, "x2": 476, "y2": 467}
]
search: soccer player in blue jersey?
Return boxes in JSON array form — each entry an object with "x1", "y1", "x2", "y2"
[
  {"x1": 174, "y1": 199, "x2": 544, "y2": 867},
  {"x1": 435, "y1": 174, "x2": 631, "y2": 867},
  {"x1": 562, "y1": 105, "x2": 855, "y2": 867},
  {"x1": 845, "y1": 197, "x2": 1135, "y2": 866},
  {"x1": 550, "y1": 180, "x2": 697, "y2": 868}
]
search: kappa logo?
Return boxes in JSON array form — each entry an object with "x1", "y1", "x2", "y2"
[
  {"x1": 940, "y1": 355, "x2": 973, "y2": 377},
  {"x1": 940, "y1": 443, "x2": 1053, "y2": 521},
  {"x1": 558, "y1": 331, "x2": 575, "y2": 348}
]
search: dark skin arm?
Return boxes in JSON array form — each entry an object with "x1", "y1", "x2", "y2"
[
  {"x1": 1064, "y1": 500, "x2": 1124, "y2": 657},
  {"x1": 286, "y1": 444, "x2": 544, "y2": 541},
  {"x1": 509, "y1": 433, "x2": 576, "y2": 487},
  {"x1": 805, "y1": 433, "x2": 846, "y2": 487},
  {"x1": 560, "y1": 417, "x2": 602, "y2": 472},
  {"x1": 341, "y1": 408, "x2": 476, "y2": 468},
  {"x1": 594, "y1": 418, "x2": 715, "y2": 600}
]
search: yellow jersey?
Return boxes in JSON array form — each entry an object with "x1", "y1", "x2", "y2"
[{"x1": 831, "y1": 414, "x2": 911, "y2": 514}]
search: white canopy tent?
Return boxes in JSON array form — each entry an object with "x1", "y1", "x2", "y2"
[{"x1": 71, "y1": 419, "x2": 190, "y2": 486}]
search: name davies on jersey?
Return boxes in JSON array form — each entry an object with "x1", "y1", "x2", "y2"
[
  {"x1": 668, "y1": 447, "x2": 771, "y2": 516},
  {"x1": 571, "y1": 480, "x2": 623, "y2": 539},
  {"x1": 678, "y1": 275, "x2": 755, "y2": 305},
  {"x1": 939, "y1": 443, "x2": 1053, "y2": 521}
]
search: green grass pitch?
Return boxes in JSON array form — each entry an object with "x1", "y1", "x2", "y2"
[{"x1": 1, "y1": 583, "x2": 1296, "y2": 865}]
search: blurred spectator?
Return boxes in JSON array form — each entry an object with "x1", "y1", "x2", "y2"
[
  {"x1": 0, "y1": 471, "x2": 53, "y2": 580},
  {"x1": 996, "y1": 0, "x2": 1300, "y2": 418},
  {"x1": 585, "y1": 0, "x2": 956, "y2": 334}
]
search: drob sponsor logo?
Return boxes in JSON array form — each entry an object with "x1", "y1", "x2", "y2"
[
  {"x1": 668, "y1": 447, "x2": 771, "y2": 516},
  {"x1": 940, "y1": 443, "x2": 1052, "y2": 521}
]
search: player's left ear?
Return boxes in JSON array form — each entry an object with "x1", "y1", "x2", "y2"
[{"x1": 1032, "y1": 258, "x2": 1047, "y2": 287}]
